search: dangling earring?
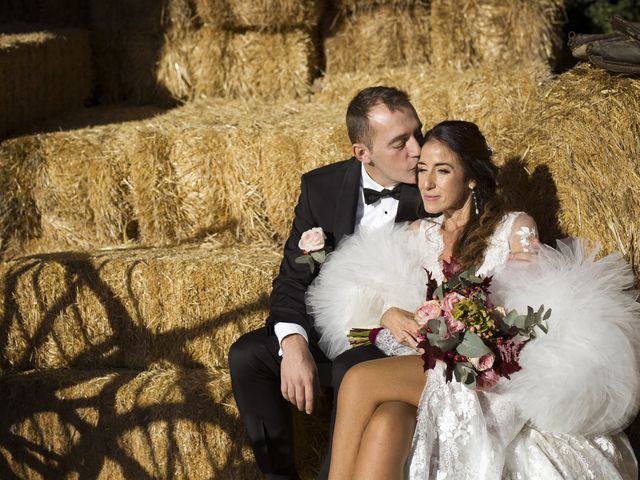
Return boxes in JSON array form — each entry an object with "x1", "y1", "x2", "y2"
[{"x1": 472, "y1": 189, "x2": 479, "y2": 215}]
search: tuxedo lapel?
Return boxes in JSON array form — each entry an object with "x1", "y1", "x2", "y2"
[
  {"x1": 333, "y1": 158, "x2": 361, "y2": 244},
  {"x1": 395, "y1": 183, "x2": 423, "y2": 223}
]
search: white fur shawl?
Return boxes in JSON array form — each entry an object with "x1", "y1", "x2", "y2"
[{"x1": 306, "y1": 226, "x2": 640, "y2": 436}]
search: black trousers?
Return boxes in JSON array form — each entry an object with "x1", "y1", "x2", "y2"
[{"x1": 228, "y1": 327, "x2": 386, "y2": 480}]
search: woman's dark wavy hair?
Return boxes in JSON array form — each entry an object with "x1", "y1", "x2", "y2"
[{"x1": 423, "y1": 120, "x2": 506, "y2": 270}]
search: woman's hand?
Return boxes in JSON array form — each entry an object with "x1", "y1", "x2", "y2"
[{"x1": 380, "y1": 307, "x2": 421, "y2": 349}]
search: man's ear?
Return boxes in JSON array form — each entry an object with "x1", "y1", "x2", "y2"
[{"x1": 352, "y1": 143, "x2": 371, "y2": 164}]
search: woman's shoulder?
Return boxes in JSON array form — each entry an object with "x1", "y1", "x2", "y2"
[{"x1": 409, "y1": 215, "x2": 444, "y2": 234}]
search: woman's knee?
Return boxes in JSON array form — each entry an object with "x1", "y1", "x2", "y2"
[{"x1": 367, "y1": 402, "x2": 416, "y2": 443}]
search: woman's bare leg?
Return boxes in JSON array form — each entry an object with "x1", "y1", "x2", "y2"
[
  {"x1": 353, "y1": 401, "x2": 417, "y2": 480},
  {"x1": 328, "y1": 355, "x2": 426, "y2": 480}
]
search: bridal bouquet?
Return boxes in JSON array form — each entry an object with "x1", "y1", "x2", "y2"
[{"x1": 417, "y1": 258, "x2": 550, "y2": 391}]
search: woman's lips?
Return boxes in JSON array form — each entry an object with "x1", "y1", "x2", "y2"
[{"x1": 422, "y1": 194, "x2": 439, "y2": 201}]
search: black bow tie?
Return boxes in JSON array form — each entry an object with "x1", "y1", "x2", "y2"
[{"x1": 363, "y1": 185, "x2": 402, "y2": 205}]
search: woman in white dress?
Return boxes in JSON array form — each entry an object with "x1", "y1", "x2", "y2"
[{"x1": 306, "y1": 120, "x2": 640, "y2": 479}]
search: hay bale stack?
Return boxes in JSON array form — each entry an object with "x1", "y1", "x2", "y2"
[
  {"x1": 524, "y1": 64, "x2": 640, "y2": 272},
  {"x1": 90, "y1": 0, "x2": 197, "y2": 105},
  {"x1": 0, "y1": 29, "x2": 92, "y2": 139},
  {"x1": 0, "y1": 242, "x2": 278, "y2": 371},
  {"x1": 314, "y1": 62, "x2": 550, "y2": 164},
  {"x1": 323, "y1": 4, "x2": 431, "y2": 75},
  {"x1": 222, "y1": 29, "x2": 318, "y2": 100},
  {"x1": 142, "y1": 100, "x2": 350, "y2": 242},
  {"x1": 0, "y1": 367, "x2": 329, "y2": 479},
  {"x1": 117, "y1": 99, "x2": 348, "y2": 244},
  {"x1": 332, "y1": 0, "x2": 419, "y2": 8},
  {"x1": 429, "y1": 0, "x2": 565, "y2": 70},
  {"x1": 0, "y1": 119, "x2": 142, "y2": 260},
  {"x1": 0, "y1": 136, "x2": 44, "y2": 257},
  {"x1": 225, "y1": 0, "x2": 324, "y2": 29}
]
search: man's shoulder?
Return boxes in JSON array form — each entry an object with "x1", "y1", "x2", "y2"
[{"x1": 301, "y1": 157, "x2": 358, "y2": 182}]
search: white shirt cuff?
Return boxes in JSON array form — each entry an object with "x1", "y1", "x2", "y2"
[{"x1": 274, "y1": 322, "x2": 309, "y2": 356}]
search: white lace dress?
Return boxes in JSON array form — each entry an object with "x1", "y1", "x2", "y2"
[{"x1": 306, "y1": 212, "x2": 640, "y2": 480}]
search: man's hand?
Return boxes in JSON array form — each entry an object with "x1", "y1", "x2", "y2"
[
  {"x1": 380, "y1": 307, "x2": 421, "y2": 349},
  {"x1": 280, "y1": 334, "x2": 319, "y2": 415}
]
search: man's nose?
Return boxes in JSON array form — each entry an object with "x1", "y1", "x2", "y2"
[{"x1": 407, "y1": 135, "x2": 421, "y2": 157}]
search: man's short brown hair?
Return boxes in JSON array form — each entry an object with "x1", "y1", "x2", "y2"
[{"x1": 346, "y1": 86, "x2": 416, "y2": 149}]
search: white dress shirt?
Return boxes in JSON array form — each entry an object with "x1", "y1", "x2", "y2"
[{"x1": 275, "y1": 164, "x2": 400, "y2": 355}]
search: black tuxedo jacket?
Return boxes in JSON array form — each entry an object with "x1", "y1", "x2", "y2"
[{"x1": 267, "y1": 158, "x2": 424, "y2": 340}]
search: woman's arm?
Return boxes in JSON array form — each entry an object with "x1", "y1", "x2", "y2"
[{"x1": 507, "y1": 213, "x2": 541, "y2": 262}]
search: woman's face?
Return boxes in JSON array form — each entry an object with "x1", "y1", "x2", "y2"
[{"x1": 417, "y1": 139, "x2": 475, "y2": 215}]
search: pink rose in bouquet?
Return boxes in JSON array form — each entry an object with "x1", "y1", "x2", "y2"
[
  {"x1": 442, "y1": 292, "x2": 465, "y2": 333},
  {"x1": 415, "y1": 300, "x2": 442, "y2": 324},
  {"x1": 298, "y1": 227, "x2": 326, "y2": 253},
  {"x1": 469, "y1": 352, "x2": 495, "y2": 372},
  {"x1": 476, "y1": 369, "x2": 500, "y2": 391}
]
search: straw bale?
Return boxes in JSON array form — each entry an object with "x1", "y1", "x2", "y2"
[
  {"x1": 91, "y1": 0, "x2": 197, "y2": 105},
  {"x1": 332, "y1": 0, "x2": 420, "y2": 9},
  {"x1": 323, "y1": 4, "x2": 431, "y2": 75},
  {"x1": 0, "y1": 106, "x2": 167, "y2": 260},
  {"x1": 0, "y1": 242, "x2": 278, "y2": 371},
  {"x1": 93, "y1": 32, "x2": 180, "y2": 106},
  {"x1": 524, "y1": 64, "x2": 640, "y2": 274},
  {"x1": 147, "y1": 99, "x2": 350, "y2": 241},
  {"x1": 0, "y1": 136, "x2": 44, "y2": 258},
  {"x1": 126, "y1": 121, "x2": 236, "y2": 245},
  {"x1": 225, "y1": 0, "x2": 324, "y2": 29},
  {"x1": 224, "y1": 29, "x2": 317, "y2": 100},
  {"x1": 187, "y1": 26, "x2": 228, "y2": 100},
  {"x1": 429, "y1": 0, "x2": 565, "y2": 70},
  {"x1": 0, "y1": 367, "x2": 330, "y2": 479},
  {"x1": 0, "y1": 29, "x2": 92, "y2": 139},
  {"x1": 194, "y1": 0, "x2": 229, "y2": 27},
  {"x1": 314, "y1": 62, "x2": 550, "y2": 161}
]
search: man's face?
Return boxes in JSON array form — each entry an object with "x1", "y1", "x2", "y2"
[{"x1": 355, "y1": 103, "x2": 423, "y2": 187}]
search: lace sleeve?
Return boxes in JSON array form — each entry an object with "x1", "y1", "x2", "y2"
[
  {"x1": 508, "y1": 213, "x2": 541, "y2": 254},
  {"x1": 374, "y1": 328, "x2": 420, "y2": 357}
]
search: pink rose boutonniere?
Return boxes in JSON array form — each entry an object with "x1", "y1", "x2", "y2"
[{"x1": 296, "y1": 227, "x2": 332, "y2": 273}]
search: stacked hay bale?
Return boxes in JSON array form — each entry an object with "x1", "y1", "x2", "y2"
[
  {"x1": 429, "y1": 0, "x2": 565, "y2": 70},
  {"x1": 524, "y1": 64, "x2": 640, "y2": 272},
  {"x1": 89, "y1": 0, "x2": 196, "y2": 106},
  {"x1": 200, "y1": 0, "x2": 324, "y2": 101},
  {"x1": 0, "y1": 99, "x2": 349, "y2": 259},
  {"x1": 0, "y1": 28, "x2": 92, "y2": 138},
  {"x1": 0, "y1": 243, "x2": 277, "y2": 372},
  {"x1": 322, "y1": 1, "x2": 431, "y2": 75},
  {"x1": 90, "y1": 0, "x2": 325, "y2": 105},
  {"x1": 0, "y1": 114, "x2": 143, "y2": 259},
  {"x1": 0, "y1": 241, "x2": 330, "y2": 478}
]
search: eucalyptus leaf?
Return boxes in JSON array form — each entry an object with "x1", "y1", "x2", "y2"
[
  {"x1": 310, "y1": 250, "x2": 326, "y2": 263},
  {"x1": 295, "y1": 255, "x2": 309, "y2": 264},
  {"x1": 436, "y1": 333, "x2": 460, "y2": 352},
  {"x1": 457, "y1": 332, "x2": 491, "y2": 358},
  {"x1": 433, "y1": 284, "x2": 444, "y2": 300},
  {"x1": 454, "y1": 363, "x2": 477, "y2": 388}
]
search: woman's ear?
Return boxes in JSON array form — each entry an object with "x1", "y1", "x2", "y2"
[{"x1": 468, "y1": 180, "x2": 477, "y2": 190}]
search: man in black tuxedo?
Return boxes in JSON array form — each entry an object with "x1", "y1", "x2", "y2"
[{"x1": 229, "y1": 86, "x2": 426, "y2": 479}]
